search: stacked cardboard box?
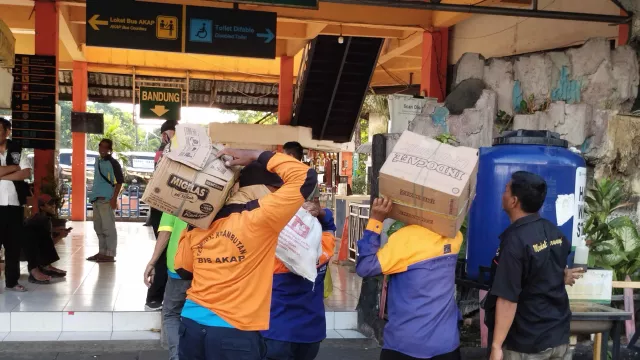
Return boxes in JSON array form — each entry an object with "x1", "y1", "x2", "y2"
[
  {"x1": 142, "y1": 125, "x2": 240, "y2": 229},
  {"x1": 379, "y1": 131, "x2": 479, "y2": 238}
]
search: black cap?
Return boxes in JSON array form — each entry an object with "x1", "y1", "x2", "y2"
[
  {"x1": 239, "y1": 161, "x2": 283, "y2": 188},
  {"x1": 160, "y1": 120, "x2": 177, "y2": 133}
]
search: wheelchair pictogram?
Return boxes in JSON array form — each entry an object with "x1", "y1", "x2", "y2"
[{"x1": 189, "y1": 19, "x2": 213, "y2": 43}]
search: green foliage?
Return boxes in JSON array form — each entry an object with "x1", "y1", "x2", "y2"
[
  {"x1": 40, "y1": 172, "x2": 65, "y2": 218},
  {"x1": 361, "y1": 95, "x2": 389, "y2": 119},
  {"x1": 516, "y1": 94, "x2": 551, "y2": 115},
  {"x1": 495, "y1": 110, "x2": 514, "y2": 133},
  {"x1": 584, "y1": 178, "x2": 640, "y2": 281},
  {"x1": 59, "y1": 101, "x2": 161, "y2": 154},
  {"x1": 223, "y1": 110, "x2": 276, "y2": 125},
  {"x1": 352, "y1": 173, "x2": 367, "y2": 195},
  {"x1": 434, "y1": 133, "x2": 458, "y2": 145}
]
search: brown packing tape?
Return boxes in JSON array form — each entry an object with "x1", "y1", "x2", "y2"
[{"x1": 382, "y1": 192, "x2": 474, "y2": 219}]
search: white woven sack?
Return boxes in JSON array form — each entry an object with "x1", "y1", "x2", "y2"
[{"x1": 276, "y1": 207, "x2": 323, "y2": 282}]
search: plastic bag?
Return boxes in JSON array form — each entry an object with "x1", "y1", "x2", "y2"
[
  {"x1": 324, "y1": 265, "x2": 333, "y2": 299},
  {"x1": 276, "y1": 208, "x2": 323, "y2": 282}
]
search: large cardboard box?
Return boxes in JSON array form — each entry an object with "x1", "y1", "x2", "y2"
[
  {"x1": 379, "y1": 131, "x2": 479, "y2": 238},
  {"x1": 142, "y1": 150, "x2": 238, "y2": 229},
  {"x1": 142, "y1": 125, "x2": 240, "y2": 229}
]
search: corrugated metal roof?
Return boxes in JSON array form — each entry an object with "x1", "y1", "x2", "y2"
[{"x1": 58, "y1": 71, "x2": 279, "y2": 111}]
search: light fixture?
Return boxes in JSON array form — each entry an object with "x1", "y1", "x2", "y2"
[{"x1": 338, "y1": 24, "x2": 344, "y2": 44}]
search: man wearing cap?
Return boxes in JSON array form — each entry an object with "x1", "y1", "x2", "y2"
[
  {"x1": 174, "y1": 149, "x2": 317, "y2": 360},
  {"x1": 0, "y1": 118, "x2": 32, "y2": 292},
  {"x1": 23, "y1": 195, "x2": 69, "y2": 284}
]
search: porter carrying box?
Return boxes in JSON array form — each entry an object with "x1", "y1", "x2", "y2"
[{"x1": 379, "y1": 131, "x2": 478, "y2": 238}]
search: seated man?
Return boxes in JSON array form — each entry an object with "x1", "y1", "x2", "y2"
[
  {"x1": 356, "y1": 198, "x2": 463, "y2": 360},
  {"x1": 175, "y1": 149, "x2": 317, "y2": 360},
  {"x1": 24, "y1": 194, "x2": 68, "y2": 284},
  {"x1": 262, "y1": 200, "x2": 336, "y2": 360}
]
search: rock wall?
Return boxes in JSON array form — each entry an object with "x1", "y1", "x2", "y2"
[
  {"x1": 446, "y1": 38, "x2": 639, "y2": 164},
  {"x1": 453, "y1": 38, "x2": 639, "y2": 114}
]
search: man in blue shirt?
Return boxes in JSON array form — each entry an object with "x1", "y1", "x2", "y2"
[{"x1": 87, "y1": 139, "x2": 124, "y2": 263}]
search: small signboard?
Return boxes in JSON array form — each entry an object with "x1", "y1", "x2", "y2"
[
  {"x1": 86, "y1": 0, "x2": 278, "y2": 59},
  {"x1": 11, "y1": 54, "x2": 57, "y2": 150},
  {"x1": 71, "y1": 112, "x2": 104, "y2": 134},
  {"x1": 139, "y1": 87, "x2": 182, "y2": 121},
  {"x1": 86, "y1": 0, "x2": 183, "y2": 53},
  {"x1": 185, "y1": 6, "x2": 277, "y2": 59}
]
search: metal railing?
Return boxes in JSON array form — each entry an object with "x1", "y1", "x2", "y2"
[
  {"x1": 59, "y1": 184, "x2": 149, "y2": 220},
  {"x1": 348, "y1": 203, "x2": 370, "y2": 263}
]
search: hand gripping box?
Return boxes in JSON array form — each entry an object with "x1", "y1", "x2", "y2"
[{"x1": 379, "y1": 131, "x2": 479, "y2": 238}]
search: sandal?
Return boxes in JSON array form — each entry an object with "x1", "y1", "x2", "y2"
[
  {"x1": 6, "y1": 284, "x2": 27, "y2": 292},
  {"x1": 41, "y1": 269, "x2": 66, "y2": 278},
  {"x1": 28, "y1": 275, "x2": 51, "y2": 285},
  {"x1": 86, "y1": 254, "x2": 100, "y2": 261}
]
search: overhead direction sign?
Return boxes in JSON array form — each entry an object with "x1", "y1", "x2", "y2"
[
  {"x1": 219, "y1": 0, "x2": 318, "y2": 9},
  {"x1": 86, "y1": 0, "x2": 277, "y2": 59},
  {"x1": 86, "y1": 0, "x2": 183, "y2": 53},
  {"x1": 11, "y1": 54, "x2": 57, "y2": 150},
  {"x1": 139, "y1": 87, "x2": 182, "y2": 121},
  {"x1": 185, "y1": 6, "x2": 277, "y2": 59}
]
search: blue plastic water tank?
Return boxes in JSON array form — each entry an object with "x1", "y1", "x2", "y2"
[{"x1": 465, "y1": 130, "x2": 587, "y2": 280}]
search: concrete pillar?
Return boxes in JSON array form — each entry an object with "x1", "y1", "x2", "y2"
[
  {"x1": 71, "y1": 61, "x2": 87, "y2": 221},
  {"x1": 619, "y1": 9, "x2": 630, "y2": 46},
  {"x1": 278, "y1": 55, "x2": 294, "y2": 126},
  {"x1": 421, "y1": 29, "x2": 449, "y2": 102},
  {"x1": 33, "y1": 0, "x2": 58, "y2": 210}
]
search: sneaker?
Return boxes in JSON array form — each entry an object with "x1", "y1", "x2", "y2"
[{"x1": 145, "y1": 301, "x2": 163, "y2": 311}]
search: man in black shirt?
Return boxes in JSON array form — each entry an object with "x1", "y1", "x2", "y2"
[{"x1": 487, "y1": 171, "x2": 573, "y2": 360}]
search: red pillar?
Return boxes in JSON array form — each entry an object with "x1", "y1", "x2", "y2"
[
  {"x1": 278, "y1": 56, "x2": 294, "y2": 126},
  {"x1": 619, "y1": 9, "x2": 630, "y2": 46},
  {"x1": 71, "y1": 62, "x2": 88, "y2": 221},
  {"x1": 421, "y1": 29, "x2": 449, "y2": 102},
  {"x1": 33, "y1": 0, "x2": 58, "y2": 210}
]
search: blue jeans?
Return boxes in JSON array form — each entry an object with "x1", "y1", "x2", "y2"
[
  {"x1": 163, "y1": 276, "x2": 190, "y2": 360},
  {"x1": 264, "y1": 339, "x2": 321, "y2": 360},
  {"x1": 179, "y1": 317, "x2": 267, "y2": 360}
]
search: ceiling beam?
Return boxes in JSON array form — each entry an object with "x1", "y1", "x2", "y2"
[
  {"x1": 433, "y1": 0, "x2": 504, "y2": 28},
  {"x1": 59, "y1": 5, "x2": 85, "y2": 61},
  {"x1": 377, "y1": 31, "x2": 422, "y2": 65},
  {"x1": 321, "y1": 24, "x2": 405, "y2": 38}
]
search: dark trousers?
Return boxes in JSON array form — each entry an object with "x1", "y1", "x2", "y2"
[
  {"x1": 380, "y1": 348, "x2": 461, "y2": 360},
  {"x1": 25, "y1": 233, "x2": 60, "y2": 272},
  {"x1": 265, "y1": 339, "x2": 321, "y2": 360},
  {"x1": 179, "y1": 317, "x2": 267, "y2": 360},
  {"x1": 146, "y1": 208, "x2": 167, "y2": 303},
  {"x1": 0, "y1": 206, "x2": 23, "y2": 288}
]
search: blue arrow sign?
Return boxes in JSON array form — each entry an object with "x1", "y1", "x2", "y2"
[{"x1": 257, "y1": 28, "x2": 275, "y2": 44}]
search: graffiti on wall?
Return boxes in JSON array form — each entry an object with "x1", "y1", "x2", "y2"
[{"x1": 551, "y1": 66, "x2": 581, "y2": 104}]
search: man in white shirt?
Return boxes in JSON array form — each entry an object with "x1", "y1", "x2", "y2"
[{"x1": 0, "y1": 118, "x2": 33, "y2": 292}]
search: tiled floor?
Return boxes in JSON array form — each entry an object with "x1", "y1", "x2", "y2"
[{"x1": 0, "y1": 221, "x2": 363, "y2": 336}]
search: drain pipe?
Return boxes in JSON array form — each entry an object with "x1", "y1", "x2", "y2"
[{"x1": 325, "y1": 0, "x2": 631, "y2": 24}]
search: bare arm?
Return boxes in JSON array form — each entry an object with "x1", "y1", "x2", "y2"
[
  {"x1": 144, "y1": 231, "x2": 171, "y2": 287},
  {"x1": 492, "y1": 297, "x2": 517, "y2": 352},
  {"x1": 0, "y1": 168, "x2": 31, "y2": 181},
  {"x1": 0, "y1": 165, "x2": 19, "y2": 177}
]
